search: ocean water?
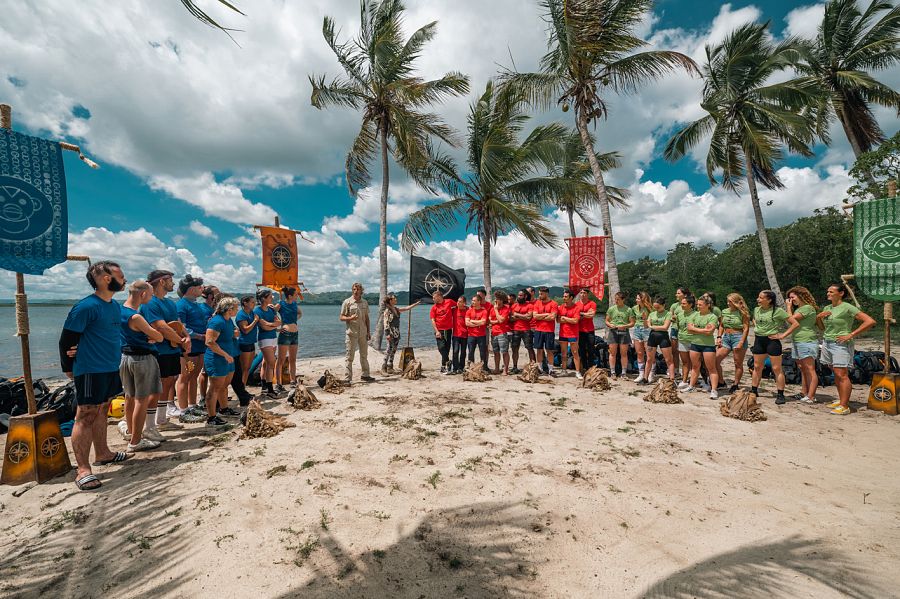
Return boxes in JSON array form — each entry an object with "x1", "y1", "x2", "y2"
[{"x1": 0, "y1": 302, "x2": 442, "y2": 381}]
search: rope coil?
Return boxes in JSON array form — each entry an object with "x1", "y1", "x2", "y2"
[{"x1": 15, "y1": 294, "x2": 29, "y2": 336}]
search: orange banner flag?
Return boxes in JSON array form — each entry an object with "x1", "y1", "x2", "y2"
[{"x1": 259, "y1": 226, "x2": 298, "y2": 291}]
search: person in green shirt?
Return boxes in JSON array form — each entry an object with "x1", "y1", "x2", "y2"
[
  {"x1": 816, "y1": 282, "x2": 876, "y2": 415},
  {"x1": 631, "y1": 291, "x2": 653, "y2": 383},
  {"x1": 675, "y1": 295, "x2": 697, "y2": 388},
  {"x1": 750, "y1": 290, "x2": 790, "y2": 403},
  {"x1": 716, "y1": 293, "x2": 751, "y2": 394},
  {"x1": 669, "y1": 287, "x2": 690, "y2": 377},
  {"x1": 777, "y1": 286, "x2": 821, "y2": 404},
  {"x1": 701, "y1": 291, "x2": 725, "y2": 388},
  {"x1": 685, "y1": 296, "x2": 721, "y2": 399},
  {"x1": 644, "y1": 296, "x2": 674, "y2": 381},
  {"x1": 605, "y1": 291, "x2": 635, "y2": 379}
]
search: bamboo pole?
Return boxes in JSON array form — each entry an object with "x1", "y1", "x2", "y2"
[
  {"x1": 886, "y1": 181, "x2": 897, "y2": 373},
  {"x1": 0, "y1": 104, "x2": 37, "y2": 415}
]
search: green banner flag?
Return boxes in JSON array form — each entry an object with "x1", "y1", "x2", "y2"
[{"x1": 854, "y1": 196, "x2": 900, "y2": 301}]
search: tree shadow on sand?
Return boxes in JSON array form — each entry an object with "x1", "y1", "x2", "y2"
[
  {"x1": 640, "y1": 535, "x2": 887, "y2": 598},
  {"x1": 274, "y1": 501, "x2": 543, "y2": 599}
]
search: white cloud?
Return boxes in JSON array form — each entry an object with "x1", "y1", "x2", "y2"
[
  {"x1": 323, "y1": 180, "x2": 446, "y2": 234},
  {"x1": 784, "y1": 4, "x2": 824, "y2": 39},
  {"x1": 189, "y1": 219, "x2": 217, "y2": 239},
  {"x1": 148, "y1": 172, "x2": 277, "y2": 225}
]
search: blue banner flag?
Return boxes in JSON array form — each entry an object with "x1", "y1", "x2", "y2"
[{"x1": 0, "y1": 129, "x2": 68, "y2": 274}]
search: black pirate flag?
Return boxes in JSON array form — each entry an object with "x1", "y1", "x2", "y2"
[{"x1": 409, "y1": 255, "x2": 466, "y2": 303}]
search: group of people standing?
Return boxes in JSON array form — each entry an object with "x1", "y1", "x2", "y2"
[{"x1": 59, "y1": 261, "x2": 302, "y2": 492}]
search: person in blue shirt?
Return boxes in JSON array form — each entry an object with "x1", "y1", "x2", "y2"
[
  {"x1": 197, "y1": 285, "x2": 219, "y2": 403},
  {"x1": 236, "y1": 295, "x2": 259, "y2": 387},
  {"x1": 253, "y1": 289, "x2": 282, "y2": 397},
  {"x1": 118, "y1": 280, "x2": 164, "y2": 453},
  {"x1": 141, "y1": 270, "x2": 191, "y2": 432},
  {"x1": 58, "y1": 261, "x2": 129, "y2": 491},
  {"x1": 175, "y1": 274, "x2": 209, "y2": 422},
  {"x1": 274, "y1": 286, "x2": 302, "y2": 393},
  {"x1": 204, "y1": 296, "x2": 240, "y2": 426}
]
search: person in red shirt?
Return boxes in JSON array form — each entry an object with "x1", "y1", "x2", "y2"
[
  {"x1": 531, "y1": 286, "x2": 558, "y2": 375},
  {"x1": 429, "y1": 290, "x2": 457, "y2": 374},
  {"x1": 577, "y1": 288, "x2": 598, "y2": 372},
  {"x1": 489, "y1": 291, "x2": 512, "y2": 375},
  {"x1": 450, "y1": 295, "x2": 468, "y2": 374},
  {"x1": 557, "y1": 289, "x2": 584, "y2": 379},
  {"x1": 509, "y1": 288, "x2": 534, "y2": 374},
  {"x1": 465, "y1": 294, "x2": 489, "y2": 369}
]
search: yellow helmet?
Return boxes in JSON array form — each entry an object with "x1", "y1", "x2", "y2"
[{"x1": 107, "y1": 396, "x2": 126, "y2": 419}]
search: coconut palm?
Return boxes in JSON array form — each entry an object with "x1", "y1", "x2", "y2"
[
  {"x1": 180, "y1": 0, "x2": 243, "y2": 36},
  {"x1": 309, "y1": 0, "x2": 469, "y2": 347},
  {"x1": 500, "y1": 0, "x2": 697, "y2": 297},
  {"x1": 401, "y1": 81, "x2": 570, "y2": 296},
  {"x1": 798, "y1": 0, "x2": 900, "y2": 158},
  {"x1": 664, "y1": 22, "x2": 822, "y2": 305}
]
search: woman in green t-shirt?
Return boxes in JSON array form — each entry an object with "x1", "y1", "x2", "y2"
[
  {"x1": 778, "y1": 286, "x2": 821, "y2": 404},
  {"x1": 632, "y1": 291, "x2": 653, "y2": 383},
  {"x1": 716, "y1": 293, "x2": 751, "y2": 393},
  {"x1": 685, "y1": 296, "x2": 721, "y2": 399},
  {"x1": 669, "y1": 287, "x2": 690, "y2": 376},
  {"x1": 816, "y1": 282, "x2": 876, "y2": 415},
  {"x1": 675, "y1": 295, "x2": 697, "y2": 389},
  {"x1": 750, "y1": 290, "x2": 790, "y2": 403},
  {"x1": 605, "y1": 291, "x2": 635, "y2": 379},
  {"x1": 644, "y1": 296, "x2": 674, "y2": 381}
]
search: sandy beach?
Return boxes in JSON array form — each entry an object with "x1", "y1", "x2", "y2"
[{"x1": 2, "y1": 345, "x2": 899, "y2": 598}]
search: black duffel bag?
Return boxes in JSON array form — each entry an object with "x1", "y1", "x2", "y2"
[
  {"x1": 37, "y1": 381, "x2": 77, "y2": 424},
  {"x1": 0, "y1": 378, "x2": 51, "y2": 433}
]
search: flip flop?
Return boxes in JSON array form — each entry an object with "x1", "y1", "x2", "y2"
[
  {"x1": 75, "y1": 474, "x2": 102, "y2": 491},
  {"x1": 93, "y1": 451, "x2": 131, "y2": 466}
]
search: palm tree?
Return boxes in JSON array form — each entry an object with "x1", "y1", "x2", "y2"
[
  {"x1": 798, "y1": 0, "x2": 900, "y2": 158},
  {"x1": 500, "y1": 0, "x2": 697, "y2": 297},
  {"x1": 664, "y1": 22, "x2": 822, "y2": 305},
  {"x1": 544, "y1": 130, "x2": 629, "y2": 237},
  {"x1": 180, "y1": 0, "x2": 244, "y2": 36},
  {"x1": 309, "y1": 0, "x2": 469, "y2": 347},
  {"x1": 401, "y1": 82, "x2": 569, "y2": 296}
]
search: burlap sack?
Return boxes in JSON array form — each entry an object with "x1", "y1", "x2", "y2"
[
  {"x1": 720, "y1": 389, "x2": 767, "y2": 422},
  {"x1": 240, "y1": 399, "x2": 296, "y2": 439},
  {"x1": 401, "y1": 359, "x2": 423, "y2": 380},
  {"x1": 517, "y1": 362, "x2": 550, "y2": 384},
  {"x1": 643, "y1": 378, "x2": 682, "y2": 404},
  {"x1": 581, "y1": 366, "x2": 611, "y2": 391},
  {"x1": 289, "y1": 385, "x2": 321, "y2": 410},
  {"x1": 463, "y1": 363, "x2": 491, "y2": 382}
]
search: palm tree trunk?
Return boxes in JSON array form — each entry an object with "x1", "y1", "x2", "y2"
[
  {"x1": 836, "y1": 108, "x2": 866, "y2": 158},
  {"x1": 575, "y1": 110, "x2": 619, "y2": 298},
  {"x1": 567, "y1": 207, "x2": 576, "y2": 239},
  {"x1": 482, "y1": 237, "x2": 492, "y2": 299},
  {"x1": 373, "y1": 120, "x2": 389, "y2": 350},
  {"x1": 746, "y1": 167, "x2": 784, "y2": 305}
]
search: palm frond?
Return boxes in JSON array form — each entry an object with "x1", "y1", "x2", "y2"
[
  {"x1": 604, "y1": 50, "x2": 699, "y2": 94},
  {"x1": 401, "y1": 198, "x2": 467, "y2": 252},
  {"x1": 309, "y1": 75, "x2": 365, "y2": 110},
  {"x1": 180, "y1": 0, "x2": 244, "y2": 38},
  {"x1": 664, "y1": 115, "x2": 715, "y2": 162},
  {"x1": 345, "y1": 118, "x2": 379, "y2": 195}
]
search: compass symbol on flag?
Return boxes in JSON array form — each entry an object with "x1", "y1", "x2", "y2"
[
  {"x1": 271, "y1": 245, "x2": 293, "y2": 270},
  {"x1": 424, "y1": 269, "x2": 454, "y2": 296}
]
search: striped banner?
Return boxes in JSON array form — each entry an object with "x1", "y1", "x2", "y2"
[{"x1": 854, "y1": 196, "x2": 900, "y2": 301}]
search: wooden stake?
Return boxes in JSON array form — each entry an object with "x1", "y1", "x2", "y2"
[{"x1": 1, "y1": 104, "x2": 37, "y2": 415}]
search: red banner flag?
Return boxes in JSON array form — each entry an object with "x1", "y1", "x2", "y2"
[{"x1": 568, "y1": 236, "x2": 606, "y2": 299}]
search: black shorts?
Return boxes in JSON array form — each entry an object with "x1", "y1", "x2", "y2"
[
  {"x1": 188, "y1": 351, "x2": 204, "y2": 357},
  {"x1": 647, "y1": 331, "x2": 671, "y2": 348},
  {"x1": 74, "y1": 371, "x2": 122, "y2": 406},
  {"x1": 239, "y1": 343, "x2": 256, "y2": 353},
  {"x1": 751, "y1": 336, "x2": 782, "y2": 357},
  {"x1": 156, "y1": 353, "x2": 182, "y2": 378}
]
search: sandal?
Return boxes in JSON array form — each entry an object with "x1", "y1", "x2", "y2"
[
  {"x1": 830, "y1": 405, "x2": 850, "y2": 416},
  {"x1": 75, "y1": 474, "x2": 102, "y2": 491},
  {"x1": 93, "y1": 451, "x2": 131, "y2": 466}
]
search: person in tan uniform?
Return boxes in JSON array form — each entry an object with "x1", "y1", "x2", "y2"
[{"x1": 339, "y1": 282, "x2": 374, "y2": 383}]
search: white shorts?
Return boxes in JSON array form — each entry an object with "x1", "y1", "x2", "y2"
[{"x1": 258, "y1": 338, "x2": 277, "y2": 349}]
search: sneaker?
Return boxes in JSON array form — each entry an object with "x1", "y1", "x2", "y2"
[
  {"x1": 198, "y1": 397, "x2": 206, "y2": 409},
  {"x1": 185, "y1": 405, "x2": 205, "y2": 416},
  {"x1": 575, "y1": 372, "x2": 584, "y2": 380},
  {"x1": 633, "y1": 374, "x2": 644, "y2": 383},
  {"x1": 647, "y1": 373, "x2": 656, "y2": 384},
  {"x1": 510, "y1": 368, "x2": 520, "y2": 375},
  {"x1": 440, "y1": 366, "x2": 446, "y2": 374},
  {"x1": 179, "y1": 410, "x2": 207, "y2": 424},
  {"x1": 127, "y1": 438, "x2": 160, "y2": 452},
  {"x1": 830, "y1": 405, "x2": 850, "y2": 415},
  {"x1": 443, "y1": 369, "x2": 454, "y2": 376},
  {"x1": 825, "y1": 400, "x2": 841, "y2": 409},
  {"x1": 206, "y1": 415, "x2": 228, "y2": 426},
  {"x1": 683, "y1": 386, "x2": 697, "y2": 393},
  {"x1": 677, "y1": 382, "x2": 690, "y2": 391},
  {"x1": 360, "y1": 376, "x2": 376, "y2": 382},
  {"x1": 157, "y1": 421, "x2": 183, "y2": 431},
  {"x1": 799, "y1": 396, "x2": 815, "y2": 404},
  {"x1": 117, "y1": 420, "x2": 130, "y2": 440},
  {"x1": 218, "y1": 407, "x2": 241, "y2": 417},
  {"x1": 274, "y1": 384, "x2": 286, "y2": 394},
  {"x1": 775, "y1": 394, "x2": 786, "y2": 405},
  {"x1": 709, "y1": 391, "x2": 719, "y2": 400},
  {"x1": 700, "y1": 382, "x2": 711, "y2": 392},
  {"x1": 636, "y1": 378, "x2": 648, "y2": 385},
  {"x1": 143, "y1": 429, "x2": 166, "y2": 443},
  {"x1": 729, "y1": 385, "x2": 739, "y2": 393}
]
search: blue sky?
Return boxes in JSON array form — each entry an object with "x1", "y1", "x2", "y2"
[{"x1": 1, "y1": 1, "x2": 897, "y2": 298}]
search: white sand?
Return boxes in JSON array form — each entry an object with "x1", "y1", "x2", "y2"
[{"x1": 2, "y1": 345, "x2": 899, "y2": 598}]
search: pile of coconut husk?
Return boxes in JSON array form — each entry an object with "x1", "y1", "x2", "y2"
[
  {"x1": 517, "y1": 362, "x2": 550, "y2": 384},
  {"x1": 317, "y1": 370, "x2": 349, "y2": 394},
  {"x1": 643, "y1": 378, "x2": 682, "y2": 404},
  {"x1": 580, "y1": 366, "x2": 611, "y2": 391},
  {"x1": 463, "y1": 363, "x2": 491, "y2": 382},
  {"x1": 720, "y1": 389, "x2": 767, "y2": 422},
  {"x1": 240, "y1": 399, "x2": 296, "y2": 439},
  {"x1": 401, "y1": 359, "x2": 423, "y2": 380},
  {"x1": 289, "y1": 385, "x2": 321, "y2": 410}
]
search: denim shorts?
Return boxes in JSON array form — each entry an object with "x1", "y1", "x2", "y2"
[
  {"x1": 669, "y1": 327, "x2": 679, "y2": 340},
  {"x1": 821, "y1": 340, "x2": 853, "y2": 368},
  {"x1": 607, "y1": 329, "x2": 631, "y2": 345},
  {"x1": 510, "y1": 330, "x2": 533, "y2": 351},
  {"x1": 632, "y1": 326, "x2": 650, "y2": 342},
  {"x1": 533, "y1": 331, "x2": 555, "y2": 351},
  {"x1": 721, "y1": 332, "x2": 748, "y2": 350},
  {"x1": 491, "y1": 332, "x2": 510, "y2": 353},
  {"x1": 791, "y1": 341, "x2": 819, "y2": 360},
  {"x1": 278, "y1": 330, "x2": 299, "y2": 346}
]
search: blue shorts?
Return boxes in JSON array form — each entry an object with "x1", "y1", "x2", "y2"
[
  {"x1": 533, "y1": 331, "x2": 555, "y2": 351},
  {"x1": 278, "y1": 330, "x2": 299, "y2": 346},
  {"x1": 74, "y1": 371, "x2": 122, "y2": 406},
  {"x1": 204, "y1": 352, "x2": 235, "y2": 378},
  {"x1": 632, "y1": 326, "x2": 650, "y2": 342},
  {"x1": 558, "y1": 336, "x2": 578, "y2": 343},
  {"x1": 791, "y1": 341, "x2": 819, "y2": 360},
  {"x1": 721, "y1": 332, "x2": 748, "y2": 350},
  {"x1": 821, "y1": 340, "x2": 853, "y2": 368}
]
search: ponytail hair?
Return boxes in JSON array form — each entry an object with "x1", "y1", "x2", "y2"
[
  {"x1": 682, "y1": 295, "x2": 696, "y2": 310},
  {"x1": 760, "y1": 290, "x2": 777, "y2": 312}
]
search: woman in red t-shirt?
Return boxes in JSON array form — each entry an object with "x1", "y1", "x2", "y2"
[
  {"x1": 450, "y1": 295, "x2": 468, "y2": 374},
  {"x1": 489, "y1": 290, "x2": 512, "y2": 375},
  {"x1": 465, "y1": 295, "x2": 489, "y2": 369},
  {"x1": 557, "y1": 290, "x2": 584, "y2": 379},
  {"x1": 429, "y1": 290, "x2": 457, "y2": 373}
]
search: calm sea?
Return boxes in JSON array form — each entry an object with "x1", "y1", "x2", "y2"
[{"x1": 0, "y1": 302, "x2": 442, "y2": 382}]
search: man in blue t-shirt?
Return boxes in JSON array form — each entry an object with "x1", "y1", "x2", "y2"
[
  {"x1": 175, "y1": 275, "x2": 208, "y2": 422},
  {"x1": 59, "y1": 261, "x2": 129, "y2": 491}
]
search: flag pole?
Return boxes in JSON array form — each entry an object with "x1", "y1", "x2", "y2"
[{"x1": 885, "y1": 181, "x2": 897, "y2": 373}]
